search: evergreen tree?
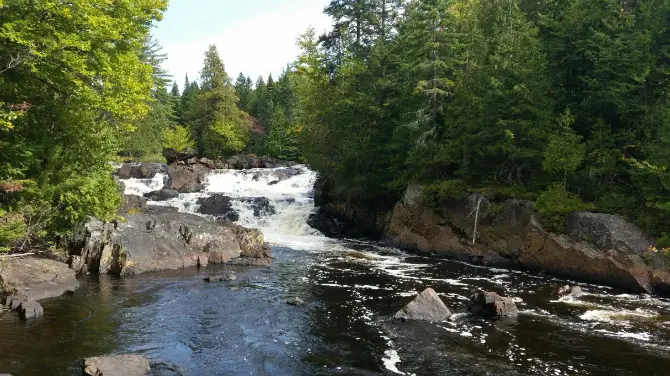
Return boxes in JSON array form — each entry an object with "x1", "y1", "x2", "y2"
[
  {"x1": 234, "y1": 73, "x2": 254, "y2": 113},
  {"x1": 179, "y1": 74, "x2": 199, "y2": 126},
  {"x1": 191, "y1": 45, "x2": 250, "y2": 157}
]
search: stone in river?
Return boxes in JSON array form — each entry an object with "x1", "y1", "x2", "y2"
[
  {"x1": 394, "y1": 288, "x2": 452, "y2": 322},
  {"x1": 84, "y1": 354, "x2": 150, "y2": 376},
  {"x1": 287, "y1": 297, "x2": 305, "y2": 306},
  {"x1": 467, "y1": 291, "x2": 519, "y2": 318}
]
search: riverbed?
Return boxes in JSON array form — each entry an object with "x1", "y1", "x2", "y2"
[{"x1": 1, "y1": 166, "x2": 669, "y2": 375}]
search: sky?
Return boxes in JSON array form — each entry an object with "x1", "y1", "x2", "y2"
[{"x1": 153, "y1": 0, "x2": 332, "y2": 90}]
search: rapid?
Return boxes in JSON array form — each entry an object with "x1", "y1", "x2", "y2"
[{"x1": 1, "y1": 165, "x2": 669, "y2": 375}]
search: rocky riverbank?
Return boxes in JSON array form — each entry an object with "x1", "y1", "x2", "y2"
[
  {"x1": 310, "y1": 182, "x2": 670, "y2": 295},
  {"x1": 1, "y1": 153, "x2": 285, "y2": 321}
]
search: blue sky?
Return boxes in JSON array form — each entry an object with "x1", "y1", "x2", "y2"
[{"x1": 154, "y1": 0, "x2": 331, "y2": 89}]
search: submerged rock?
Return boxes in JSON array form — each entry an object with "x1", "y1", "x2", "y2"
[
  {"x1": 467, "y1": 291, "x2": 519, "y2": 318},
  {"x1": 84, "y1": 354, "x2": 150, "y2": 376},
  {"x1": 241, "y1": 197, "x2": 275, "y2": 217},
  {"x1": 144, "y1": 189, "x2": 180, "y2": 201},
  {"x1": 558, "y1": 285, "x2": 584, "y2": 298},
  {"x1": 287, "y1": 296, "x2": 304, "y2": 306},
  {"x1": 394, "y1": 288, "x2": 452, "y2": 322},
  {"x1": 17, "y1": 300, "x2": 43, "y2": 319}
]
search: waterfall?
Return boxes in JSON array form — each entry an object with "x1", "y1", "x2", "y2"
[{"x1": 124, "y1": 165, "x2": 328, "y2": 249}]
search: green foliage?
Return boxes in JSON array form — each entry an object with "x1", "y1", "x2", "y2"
[
  {"x1": 285, "y1": 0, "x2": 670, "y2": 240},
  {"x1": 536, "y1": 184, "x2": 595, "y2": 232},
  {"x1": 0, "y1": 210, "x2": 26, "y2": 252},
  {"x1": 0, "y1": 0, "x2": 167, "y2": 246},
  {"x1": 163, "y1": 125, "x2": 195, "y2": 152},
  {"x1": 191, "y1": 45, "x2": 250, "y2": 157},
  {"x1": 422, "y1": 180, "x2": 469, "y2": 205}
]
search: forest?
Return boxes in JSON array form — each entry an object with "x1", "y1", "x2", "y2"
[{"x1": 2, "y1": 0, "x2": 670, "y2": 252}]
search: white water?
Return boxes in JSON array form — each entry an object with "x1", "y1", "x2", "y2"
[
  {"x1": 124, "y1": 166, "x2": 330, "y2": 249},
  {"x1": 123, "y1": 173, "x2": 167, "y2": 197}
]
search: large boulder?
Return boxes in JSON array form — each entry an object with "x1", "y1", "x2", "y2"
[
  {"x1": 467, "y1": 292, "x2": 519, "y2": 318},
  {"x1": 394, "y1": 288, "x2": 452, "y2": 322},
  {"x1": 566, "y1": 212, "x2": 652, "y2": 255},
  {"x1": 225, "y1": 223, "x2": 272, "y2": 265},
  {"x1": 0, "y1": 258, "x2": 79, "y2": 302},
  {"x1": 84, "y1": 355, "x2": 150, "y2": 376},
  {"x1": 162, "y1": 148, "x2": 197, "y2": 164},
  {"x1": 166, "y1": 164, "x2": 210, "y2": 193},
  {"x1": 143, "y1": 189, "x2": 180, "y2": 202},
  {"x1": 197, "y1": 194, "x2": 233, "y2": 215},
  {"x1": 69, "y1": 210, "x2": 270, "y2": 276},
  {"x1": 117, "y1": 163, "x2": 166, "y2": 180}
]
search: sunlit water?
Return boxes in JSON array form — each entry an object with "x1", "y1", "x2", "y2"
[{"x1": 1, "y1": 166, "x2": 670, "y2": 375}]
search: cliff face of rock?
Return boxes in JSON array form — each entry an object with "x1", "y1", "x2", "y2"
[{"x1": 313, "y1": 183, "x2": 670, "y2": 295}]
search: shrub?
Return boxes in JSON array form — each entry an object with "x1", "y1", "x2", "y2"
[
  {"x1": 163, "y1": 125, "x2": 196, "y2": 152},
  {"x1": 0, "y1": 210, "x2": 26, "y2": 252},
  {"x1": 535, "y1": 183, "x2": 595, "y2": 231},
  {"x1": 422, "y1": 180, "x2": 469, "y2": 205}
]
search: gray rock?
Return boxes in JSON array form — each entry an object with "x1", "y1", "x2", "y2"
[
  {"x1": 117, "y1": 163, "x2": 166, "y2": 179},
  {"x1": 17, "y1": 300, "x2": 43, "y2": 319},
  {"x1": 4, "y1": 294, "x2": 27, "y2": 310},
  {"x1": 394, "y1": 288, "x2": 452, "y2": 322},
  {"x1": 162, "y1": 148, "x2": 196, "y2": 164},
  {"x1": 199, "y1": 157, "x2": 217, "y2": 169},
  {"x1": 144, "y1": 189, "x2": 180, "y2": 201},
  {"x1": 566, "y1": 212, "x2": 653, "y2": 255},
  {"x1": 0, "y1": 258, "x2": 79, "y2": 302},
  {"x1": 468, "y1": 291, "x2": 519, "y2": 318},
  {"x1": 69, "y1": 211, "x2": 270, "y2": 276},
  {"x1": 119, "y1": 194, "x2": 147, "y2": 213},
  {"x1": 84, "y1": 355, "x2": 150, "y2": 376},
  {"x1": 241, "y1": 197, "x2": 275, "y2": 217},
  {"x1": 559, "y1": 285, "x2": 584, "y2": 298},
  {"x1": 287, "y1": 296, "x2": 304, "y2": 306},
  {"x1": 197, "y1": 194, "x2": 233, "y2": 216},
  {"x1": 166, "y1": 164, "x2": 210, "y2": 193}
]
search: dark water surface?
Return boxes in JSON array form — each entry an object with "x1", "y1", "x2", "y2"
[{"x1": 1, "y1": 242, "x2": 670, "y2": 376}]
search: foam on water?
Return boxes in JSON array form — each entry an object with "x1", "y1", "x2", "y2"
[
  {"x1": 126, "y1": 166, "x2": 329, "y2": 249},
  {"x1": 123, "y1": 173, "x2": 166, "y2": 196}
]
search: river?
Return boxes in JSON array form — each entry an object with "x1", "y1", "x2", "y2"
[{"x1": 1, "y1": 166, "x2": 669, "y2": 375}]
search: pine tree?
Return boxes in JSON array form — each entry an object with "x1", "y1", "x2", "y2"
[
  {"x1": 179, "y1": 75, "x2": 199, "y2": 126},
  {"x1": 191, "y1": 45, "x2": 250, "y2": 157},
  {"x1": 234, "y1": 73, "x2": 254, "y2": 113}
]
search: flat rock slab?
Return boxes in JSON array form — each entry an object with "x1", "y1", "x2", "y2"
[
  {"x1": 394, "y1": 288, "x2": 452, "y2": 322},
  {"x1": 84, "y1": 355, "x2": 150, "y2": 376},
  {"x1": 0, "y1": 258, "x2": 79, "y2": 301}
]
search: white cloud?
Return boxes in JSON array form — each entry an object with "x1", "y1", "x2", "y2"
[{"x1": 160, "y1": 6, "x2": 331, "y2": 87}]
